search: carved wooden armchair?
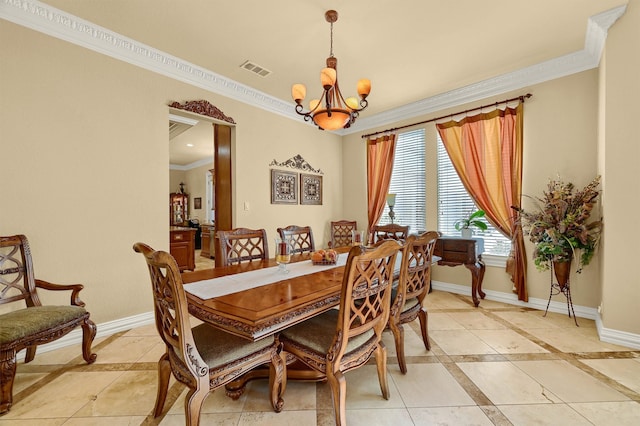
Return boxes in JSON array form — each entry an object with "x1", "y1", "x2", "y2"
[
  {"x1": 369, "y1": 224, "x2": 410, "y2": 244},
  {"x1": 276, "y1": 225, "x2": 315, "y2": 254},
  {"x1": 133, "y1": 242, "x2": 285, "y2": 425},
  {"x1": 216, "y1": 228, "x2": 269, "y2": 266},
  {"x1": 0, "y1": 234, "x2": 97, "y2": 415},
  {"x1": 388, "y1": 231, "x2": 439, "y2": 373},
  {"x1": 277, "y1": 240, "x2": 402, "y2": 426},
  {"x1": 329, "y1": 220, "x2": 357, "y2": 248}
]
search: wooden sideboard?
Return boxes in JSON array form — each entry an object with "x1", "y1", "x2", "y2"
[
  {"x1": 169, "y1": 227, "x2": 195, "y2": 271},
  {"x1": 433, "y1": 236, "x2": 485, "y2": 307}
]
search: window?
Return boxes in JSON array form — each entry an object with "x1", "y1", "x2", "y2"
[
  {"x1": 436, "y1": 135, "x2": 511, "y2": 256},
  {"x1": 377, "y1": 129, "x2": 426, "y2": 233}
]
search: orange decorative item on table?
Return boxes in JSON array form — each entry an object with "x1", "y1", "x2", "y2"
[{"x1": 311, "y1": 249, "x2": 337, "y2": 265}]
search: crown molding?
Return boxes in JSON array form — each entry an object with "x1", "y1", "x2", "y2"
[{"x1": 1, "y1": 1, "x2": 627, "y2": 135}]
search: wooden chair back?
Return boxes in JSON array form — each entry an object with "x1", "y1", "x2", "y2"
[
  {"x1": 338, "y1": 239, "x2": 401, "y2": 345},
  {"x1": 0, "y1": 235, "x2": 38, "y2": 308},
  {"x1": 133, "y1": 243, "x2": 207, "y2": 388},
  {"x1": 370, "y1": 224, "x2": 410, "y2": 244},
  {"x1": 276, "y1": 225, "x2": 315, "y2": 254},
  {"x1": 330, "y1": 220, "x2": 357, "y2": 248},
  {"x1": 216, "y1": 228, "x2": 269, "y2": 266},
  {"x1": 396, "y1": 231, "x2": 439, "y2": 309}
]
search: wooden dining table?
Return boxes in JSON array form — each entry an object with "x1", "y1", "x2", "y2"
[{"x1": 181, "y1": 252, "x2": 348, "y2": 342}]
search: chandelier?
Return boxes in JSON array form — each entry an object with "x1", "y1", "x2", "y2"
[{"x1": 291, "y1": 10, "x2": 371, "y2": 131}]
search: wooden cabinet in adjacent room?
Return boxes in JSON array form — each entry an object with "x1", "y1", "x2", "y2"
[
  {"x1": 170, "y1": 193, "x2": 188, "y2": 226},
  {"x1": 170, "y1": 227, "x2": 195, "y2": 271}
]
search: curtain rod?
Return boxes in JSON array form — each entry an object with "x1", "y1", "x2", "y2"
[{"x1": 361, "y1": 93, "x2": 532, "y2": 139}]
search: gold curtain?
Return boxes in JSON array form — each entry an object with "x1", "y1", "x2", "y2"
[
  {"x1": 367, "y1": 134, "x2": 397, "y2": 232},
  {"x1": 436, "y1": 103, "x2": 527, "y2": 301}
]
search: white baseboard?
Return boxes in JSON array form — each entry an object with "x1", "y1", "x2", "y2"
[
  {"x1": 431, "y1": 280, "x2": 640, "y2": 349},
  {"x1": 18, "y1": 284, "x2": 640, "y2": 360}
]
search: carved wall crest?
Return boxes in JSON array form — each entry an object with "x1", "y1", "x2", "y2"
[
  {"x1": 169, "y1": 100, "x2": 236, "y2": 124},
  {"x1": 269, "y1": 154, "x2": 323, "y2": 174}
]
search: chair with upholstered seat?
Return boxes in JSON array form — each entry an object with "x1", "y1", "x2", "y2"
[
  {"x1": 216, "y1": 228, "x2": 269, "y2": 266},
  {"x1": 329, "y1": 220, "x2": 357, "y2": 248},
  {"x1": 133, "y1": 242, "x2": 285, "y2": 426},
  {"x1": 277, "y1": 239, "x2": 402, "y2": 426},
  {"x1": 276, "y1": 225, "x2": 315, "y2": 254},
  {"x1": 369, "y1": 224, "x2": 410, "y2": 244},
  {"x1": 0, "y1": 234, "x2": 97, "y2": 414},
  {"x1": 388, "y1": 231, "x2": 439, "y2": 373}
]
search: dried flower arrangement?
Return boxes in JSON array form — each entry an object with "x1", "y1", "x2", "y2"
[{"x1": 515, "y1": 176, "x2": 603, "y2": 273}]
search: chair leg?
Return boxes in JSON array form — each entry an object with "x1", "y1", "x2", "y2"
[
  {"x1": 417, "y1": 308, "x2": 431, "y2": 351},
  {"x1": 389, "y1": 320, "x2": 407, "y2": 374},
  {"x1": 24, "y1": 346, "x2": 37, "y2": 363},
  {"x1": 326, "y1": 368, "x2": 347, "y2": 426},
  {"x1": 81, "y1": 318, "x2": 98, "y2": 364},
  {"x1": 268, "y1": 349, "x2": 285, "y2": 413},
  {"x1": 0, "y1": 350, "x2": 17, "y2": 414},
  {"x1": 154, "y1": 353, "x2": 171, "y2": 418},
  {"x1": 184, "y1": 387, "x2": 208, "y2": 426},
  {"x1": 374, "y1": 344, "x2": 390, "y2": 400}
]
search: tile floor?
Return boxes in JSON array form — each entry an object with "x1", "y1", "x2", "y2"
[{"x1": 2, "y1": 291, "x2": 639, "y2": 425}]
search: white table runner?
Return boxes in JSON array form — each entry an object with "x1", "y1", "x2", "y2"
[{"x1": 184, "y1": 253, "x2": 349, "y2": 300}]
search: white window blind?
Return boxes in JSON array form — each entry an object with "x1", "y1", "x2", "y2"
[
  {"x1": 377, "y1": 129, "x2": 426, "y2": 234},
  {"x1": 436, "y1": 134, "x2": 511, "y2": 256}
]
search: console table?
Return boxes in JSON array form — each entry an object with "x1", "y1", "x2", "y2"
[{"x1": 434, "y1": 236, "x2": 485, "y2": 307}]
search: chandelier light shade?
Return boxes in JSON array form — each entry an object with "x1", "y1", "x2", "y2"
[{"x1": 291, "y1": 10, "x2": 371, "y2": 131}]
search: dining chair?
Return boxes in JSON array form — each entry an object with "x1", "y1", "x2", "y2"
[
  {"x1": 388, "y1": 231, "x2": 440, "y2": 374},
  {"x1": 216, "y1": 228, "x2": 269, "y2": 266},
  {"x1": 277, "y1": 225, "x2": 315, "y2": 254},
  {"x1": 277, "y1": 239, "x2": 402, "y2": 426},
  {"x1": 369, "y1": 224, "x2": 410, "y2": 244},
  {"x1": 329, "y1": 220, "x2": 357, "y2": 248},
  {"x1": 133, "y1": 242, "x2": 285, "y2": 426}
]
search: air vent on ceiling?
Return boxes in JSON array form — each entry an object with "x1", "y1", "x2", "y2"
[{"x1": 240, "y1": 60, "x2": 271, "y2": 78}]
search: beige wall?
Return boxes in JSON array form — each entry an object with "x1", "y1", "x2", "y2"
[
  {"x1": 0, "y1": 21, "x2": 339, "y2": 325},
  {"x1": 599, "y1": 2, "x2": 640, "y2": 334},
  {"x1": 343, "y1": 70, "x2": 603, "y2": 308}
]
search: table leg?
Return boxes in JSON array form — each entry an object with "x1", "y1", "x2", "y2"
[{"x1": 465, "y1": 260, "x2": 486, "y2": 307}]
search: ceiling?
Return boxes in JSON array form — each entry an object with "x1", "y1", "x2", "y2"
[{"x1": 39, "y1": 0, "x2": 627, "y2": 166}]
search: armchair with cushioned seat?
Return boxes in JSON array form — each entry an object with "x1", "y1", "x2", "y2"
[
  {"x1": 0, "y1": 234, "x2": 97, "y2": 415},
  {"x1": 277, "y1": 239, "x2": 402, "y2": 426},
  {"x1": 388, "y1": 231, "x2": 439, "y2": 373},
  {"x1": 133, "y1": 242, "x2": 285, "y2": 426},
  {"x1": 216, "y1": 228, "x2": 269, "y2": 266}
]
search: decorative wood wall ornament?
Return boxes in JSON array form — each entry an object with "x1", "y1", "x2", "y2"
[
  {"x1": 300, "y1": 174, "x2": 323, "y2": 205},
  {"x1": 269, "y1": 154, "x2": 323, "y2": 174},
  {"x1": 169, "y1": 100, "x2": 236, "y2": 124},
  {"x1": 271, "y1": 170, "x2": 298, "y2": 204}
]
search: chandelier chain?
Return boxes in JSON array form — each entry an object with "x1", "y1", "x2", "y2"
[{"x1": 329, "y1": 21, "x2": 334, "y2": 57}]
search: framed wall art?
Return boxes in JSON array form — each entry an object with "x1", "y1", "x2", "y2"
[
  {"x1": 271, "y1": 169, "x2": 298, "y2": 204},
  {"x1": 300, "y1": 173, "x2": 323, "y2": 205},
  {"x1": 194, "y1": 197, "x2": 202, "y2": 209}
]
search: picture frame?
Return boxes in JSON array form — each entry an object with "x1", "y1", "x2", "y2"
[
  {"x1": 194, "y1": 197, "x2": 202, "y2": 209},
  {"x1": 300, "y1": 173, "x2": 323, "y2": 205},
  {"x1": 271, "y1": 169, "x2": 298, "y2": 204}
]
